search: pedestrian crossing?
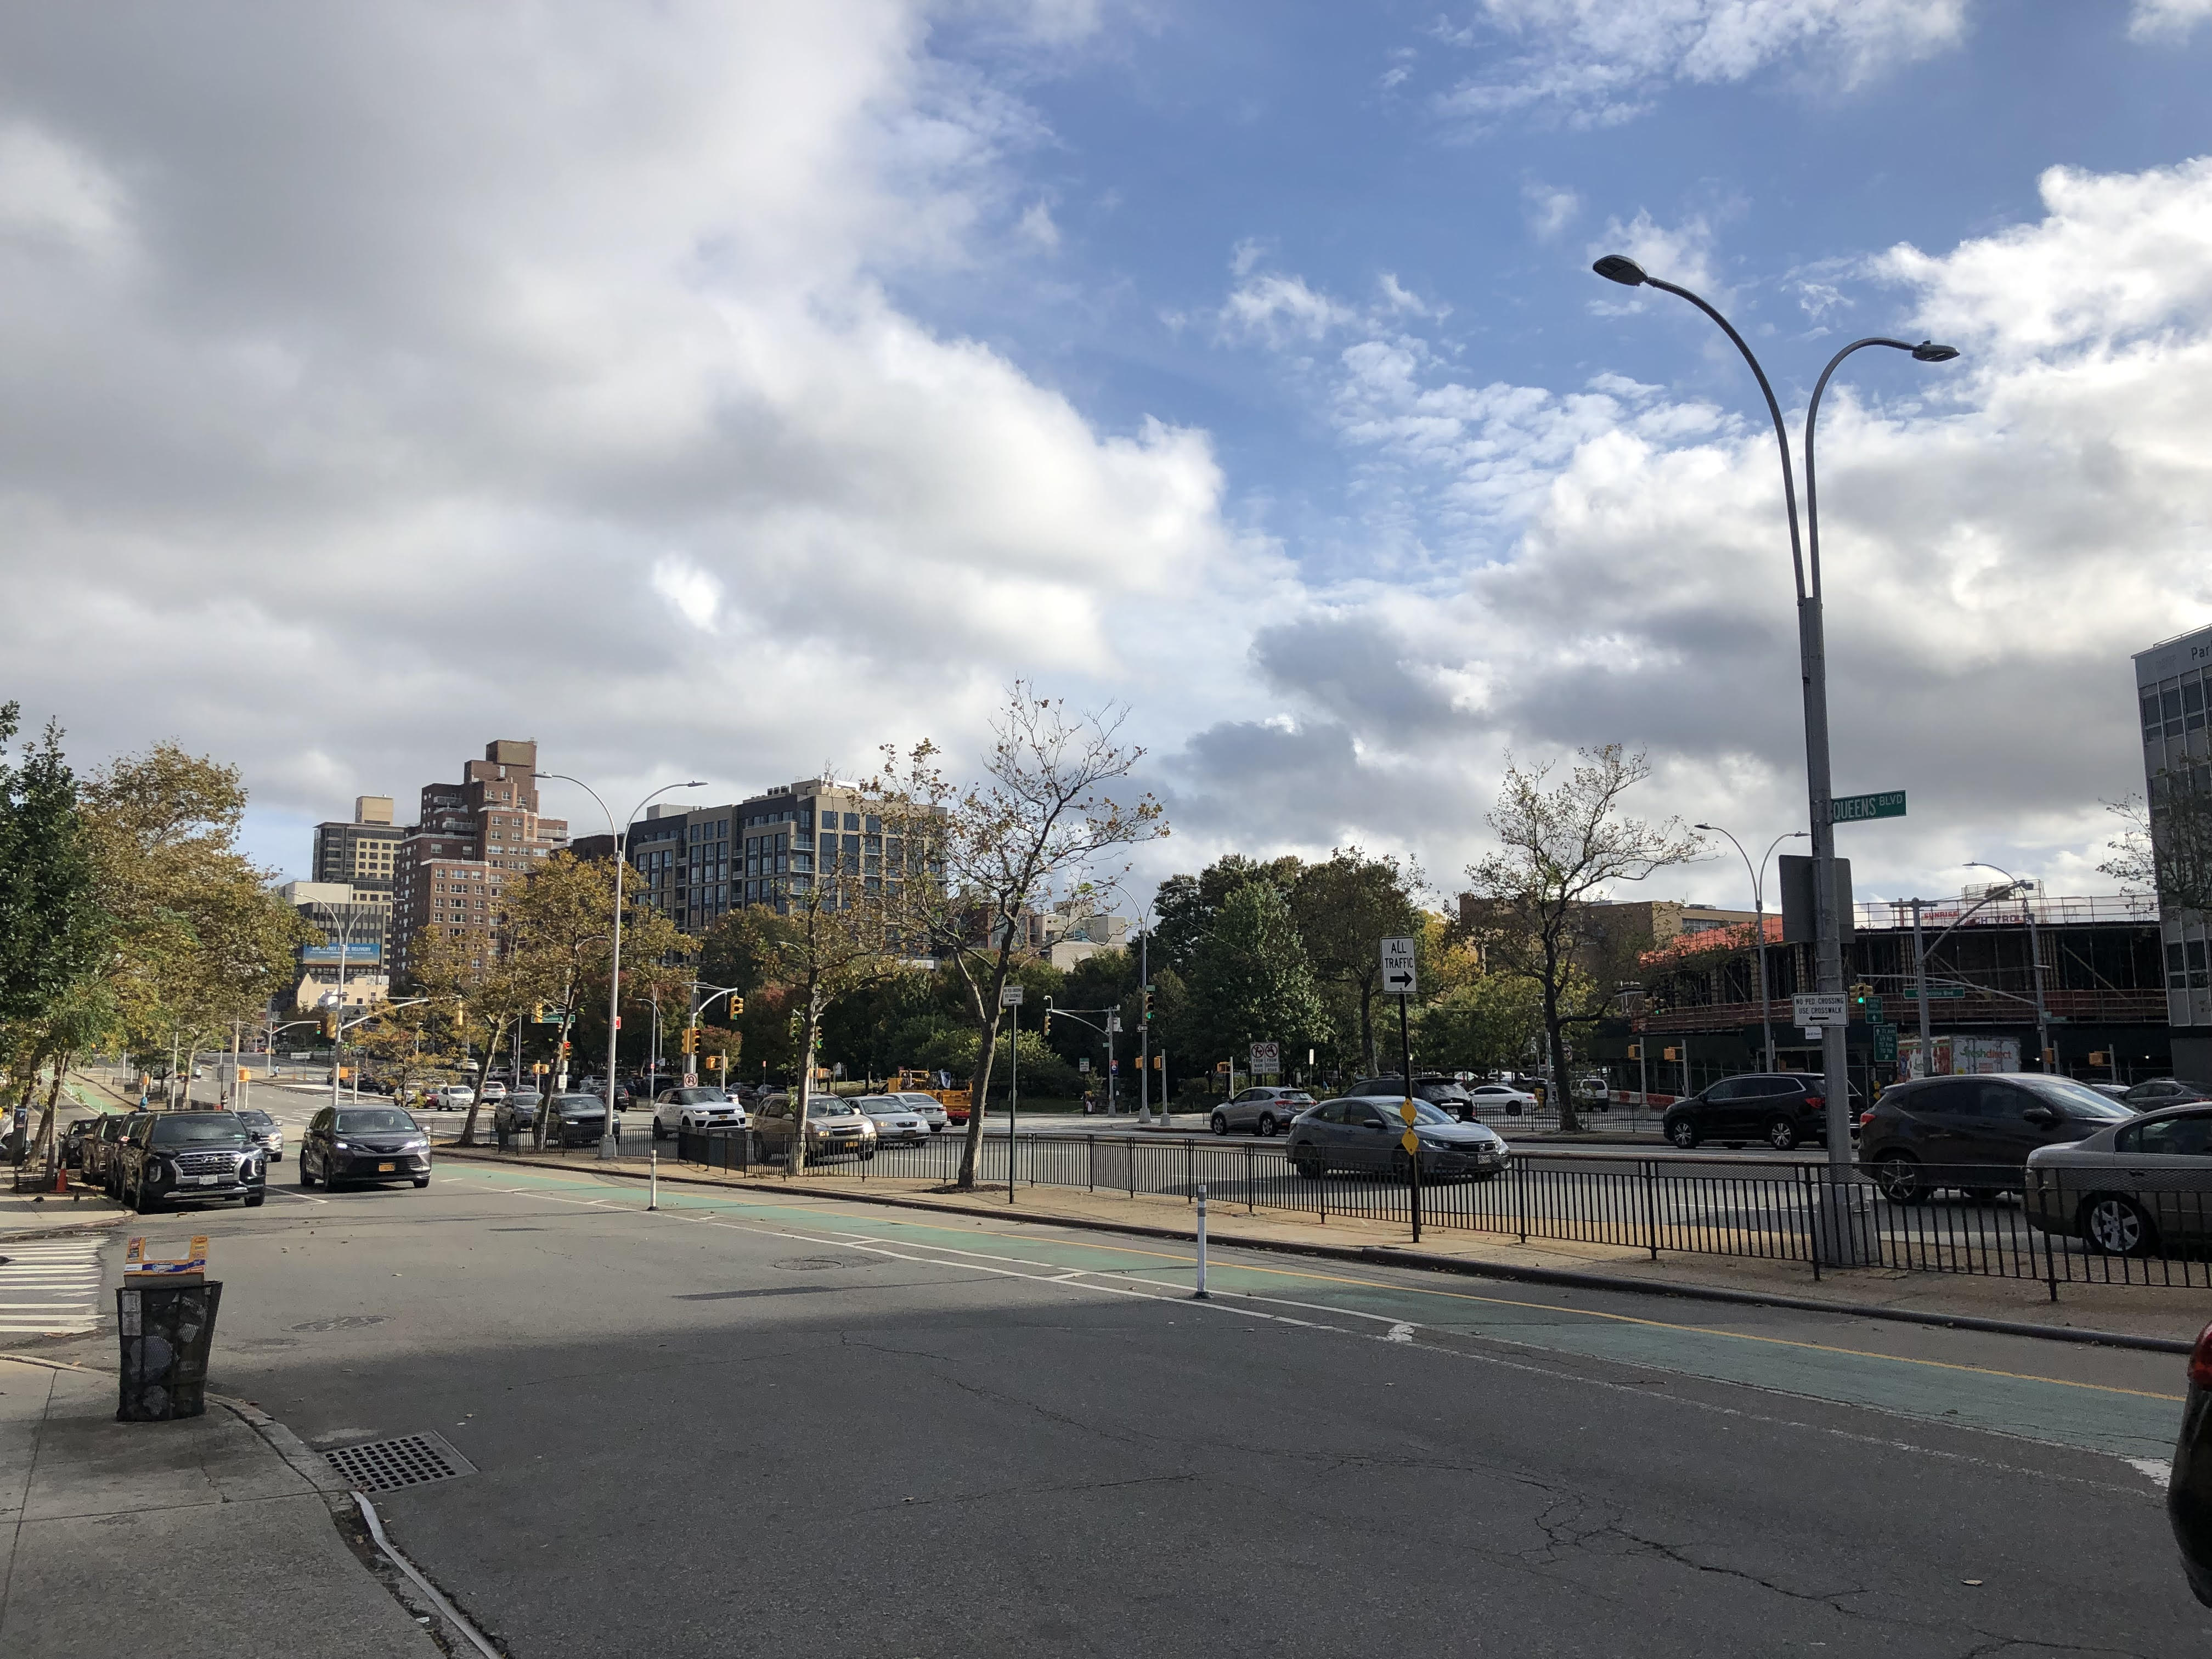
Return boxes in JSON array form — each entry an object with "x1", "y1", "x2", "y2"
[{"x1": 0, "y1": 1237, "x2": 106, "y2": 1336}]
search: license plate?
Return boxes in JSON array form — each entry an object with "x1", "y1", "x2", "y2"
[
  {"x1": 377, "y1": 1161, "x2": 396, "y2": 1172},
  {"x1": 191, "y1": 1174, "x2": 222, "y2": 1187}
]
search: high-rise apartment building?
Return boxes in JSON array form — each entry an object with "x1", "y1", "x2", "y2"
[
  {"x1": 2135, "y1": 625, "x2": 2212, "y2": 1078},
  {"x1": 390, "y1": 740, "x2": 568, "y2": 980},
  {"x1": 313, "y1": 797, "x2": 403, "y2": 893},
  {"x1": 281, "y1": 880, "x2": 391, "y2": 1012}
]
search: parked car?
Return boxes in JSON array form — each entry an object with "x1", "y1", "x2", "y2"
[
  {"x1": 1348, "y1": 1075, "x2": 1479, "y2": 1120},
  {"x1": 478, "y1": 1080, "x2": 509, "y2": 1104},
  {"x1": 2172, "y1": 1320, "x2": 2212, "y2": 1607},
  {"x1": 2119, "y1": 1077, "x2": 2211, "y2": 1110},
  {"x1": 494, "y1": 1091, "x2": 543, "y2": 1137},
  {"x1": 117, "y1": 1110, "x2": 267, "y2": 1212},
  {"x1": 1857, "y1": 1072, "x2": 2132, "y2": 1202},
  {"x1": 1465, "y1": 1081, "x2": 1542, "y2": 1117},
  {"x1": 1210, "y1": 1087, "x2": 1316, "y2": 1137},
  {"x1": 300, "y1": 1103, "x2": 433, "y2": 1190},
  {"x1": 233, "y1": 1105, "x2": 284, "y2": 1163},
  {"x1": 850, "y1": 1096, "x2": 930, "y2": 1146},
  {"x1": 1663, "y1": 1073, "x2": 1860, "y2": 1152},
  {"x1": 88, "y1": 1112, "x2": 144, "y2": 1194},
  {"x1": 60, "y1": 1116, "x2": 100, "y2": 1170},
  {"x1": 653, "y1": 1086, "x2": 747, "y2": 1138},
  {"x1": 752, "y1": 1093, "x2": 877, "y2": 1162},
  {"x1": 541, "y1": 1093, "x2": 610, "y2": 1147},
  {"x1": 892, "y1": 1092, "x2": 950, "y2": 1133},
  {"x1": 1575, "y1": 1073, "x2": 1611, "y2": 1104},
  {"x1": 2023, "y1": 1101, "x2": 2212, "y2": 1256},
  {"x1": 1285, "y1": 1097, "x2": 1508, "y2": 1180},
  {"x1": 431, "y1": 1084, "x2": 475, "y2": 1111}
]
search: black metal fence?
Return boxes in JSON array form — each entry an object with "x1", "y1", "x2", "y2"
[{"x1": 647, "y1": 1129, "x2": 2212, "y2": 1295}]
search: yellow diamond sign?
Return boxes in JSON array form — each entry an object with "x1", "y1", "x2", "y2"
[
  {"x1": 1400, "y1": 1100, "x2": 1419, "y2": 1126},
  {"x1": 1400, "y1": 1129, "x2": 1420, "y2": 1154}
]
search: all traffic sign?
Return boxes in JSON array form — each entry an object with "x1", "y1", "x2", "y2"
[{"x1": 1380, "y1": 936, "x2": 1418, "y2": 997}]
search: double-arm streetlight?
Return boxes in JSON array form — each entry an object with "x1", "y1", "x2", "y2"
[
  {"x1": 1694, "y1": 824, "x2": 1809, "y2": 1070},
  {"x1": 535, "y1": 772, "x2": 705, "y2": 1158},
  {"x1": 1965, "y1": 861, "x2": 2053, "y2": 1074},
  {"x1": 1593, "y1": 255, "x2": 1957, "y2": 1231}
]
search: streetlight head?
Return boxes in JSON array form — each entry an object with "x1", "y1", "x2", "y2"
[
  {"x1": 683, "y1": 780, "x2": 708, "y2": 788},
  {"x1": 1911, "y1": 341, "x2": 1959, "y2": 363},
  {"x1": 1592, "y1": 254, "x2": 1649, "y2": 287},
  {"x1": 1693, "y1": 822, "x2": 1716, "y2": 832}
]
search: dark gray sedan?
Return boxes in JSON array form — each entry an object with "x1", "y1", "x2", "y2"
[
  {"x1": 1286, "y1": 1098, "x2": 1509, "y2": 1180},
  {"x1": 2025, "y1": 1101, "x2": 2212, "y2": 1257}
]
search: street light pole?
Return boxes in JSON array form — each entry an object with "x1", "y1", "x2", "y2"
[
  {"x1": 535, "y1": 773, "x2": 706, "y2": 1159},
  {"x1": 1695, "y1": 823, "x2": 1808, "y2": 1071},
  {"x1": 1595, "y1": 255, "x2": 1956, "y2": 1262},
  {"x1": 1966, "y1": 862, "x2": 2053, "y2": 1074}
]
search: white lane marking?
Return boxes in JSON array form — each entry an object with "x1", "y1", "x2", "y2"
[
  {"x1": 2129, "y1": 1458, "x2": 2172, "y2": 1487},
  {"x1": 1386, "y1": 1322, "x2": 1417, "y2": 1343}
]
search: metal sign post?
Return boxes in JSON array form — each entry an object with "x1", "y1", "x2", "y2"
[
  {"x1": 1000, "y1": 983, "x2": 1023, "y2": 1204},
  {"x1": 1381, "y1": 936, "x2": 1420, "y2": 1244}
]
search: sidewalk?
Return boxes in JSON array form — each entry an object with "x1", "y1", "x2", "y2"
[
  {"x1": 0, "y1": 1358, "x2": 444, "y2": 1658},
  {"x1": 443, "y1": 1143, "x2": 2212, "y2": 1345}
]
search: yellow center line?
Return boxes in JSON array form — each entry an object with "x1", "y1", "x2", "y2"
[{"x1": 457, "y1": 1167, "x2": 2187, "y2": 1402}]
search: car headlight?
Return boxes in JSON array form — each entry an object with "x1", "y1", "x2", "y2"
[
  {"x1": 334, "y1": 1139, "x2": 351, "y2": 1150},
  {"x1": 403, "y1": 1138, "x2": 427, "y2": 1151},
  {"x1": 146, "y1": 1163, "x2": 167, "y2": 1184}
]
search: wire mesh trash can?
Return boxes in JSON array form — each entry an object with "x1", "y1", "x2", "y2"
[{"x1": 116, "y1": 1280, "x2": 223, "y2": 1421}]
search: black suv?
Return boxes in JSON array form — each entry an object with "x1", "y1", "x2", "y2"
[
  {"x1": 1856, "y1": 1071, "x2": 2132, "y2": 1201},
  {"x1": 1662, "y1": 1073, "x2": 1856, "y2": 1151},
  {"x1": 116, "y1": 1110, "x2": 267, "y2": 1212},
  {"x1": 1349, "y1": 1075, "x2": 1477, "y2": 1120}
]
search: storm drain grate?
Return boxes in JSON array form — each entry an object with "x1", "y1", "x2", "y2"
[{"x1": 323, "y1": 1431, "x2": 477, "y2": 1494}]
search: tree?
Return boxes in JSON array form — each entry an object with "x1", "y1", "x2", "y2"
[
  {"x1": 80, "y1": 742, "x2": 311, "y2": 1068},
  {"x1": 1188, "y1": 881, "x2": 1329, "y2": 1076},
  {"x1": 1289, "y1": 848, "x2": 1424, "y2": 1075},
  {"x1": 1464, "y1": 747, "x2": 1697, "y2": 1132},
  {"x1": 1152, "y1": 854, "x2": 1302, "y2": 979},
  {"x1": 1414, "y1": 974, "x2": 1545, "y2": 1076},
  {"x1": 880, "y1": 685, "x2": 1165, "y2": 1190},
  {"x1": 2102, "y1": 784, "x2": 2212, "y2": 916}
]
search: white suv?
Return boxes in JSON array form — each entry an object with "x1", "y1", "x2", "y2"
[{"x1": 653, "y1": 1086, "x2": 747, "y2": 1138}]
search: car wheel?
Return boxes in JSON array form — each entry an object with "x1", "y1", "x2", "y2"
[
  {"x1": 299, "y1": 1156, "x2": 318, "y2": 1189},
  {"x1": 1666, "y1": 1118, "x2": 1700, "y2": 1150},
  {"x1": 2081, "y1": 1194, "x2": 2157, "y2": 1257},
  {"x1": 133, "y1": 1178, "x2": 161, "y2": 1214},
  {"x1": 652, "y1": 1119, "x2": 666, "y2": 1141},
  {"x1": 1764, "y1": 1115, "x2": 1800, "y2": 1152},
  {"x1": 1292, "y1": 1150, "x2": 1323, "y2": 1180},
  {"x1": 1961, "y1": 1186, "x2": 2001, "y2": 1204},
  {"x1": 1258, "y1": 1114, "x2": 1279, "y2": 1137},
  {"x1": 1210, "y1": 1112, "x2": 1228, "y2": 1136},
  {"x1": 244, "y1": 1191, "x2": 266, "y2": 1208},
  {"x1": 1872, "y1": 1153, "x2": 1925, "y2": 1205}
]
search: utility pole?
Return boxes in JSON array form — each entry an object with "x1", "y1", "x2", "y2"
[
  {"x1": 1138, "y1": 926, "x2": 1150, "y2": 1123},
  {"x1": 1913, "y1": 898, "x2": 1931, "y2": 1076}
]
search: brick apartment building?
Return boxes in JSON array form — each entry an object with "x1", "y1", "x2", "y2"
[{"x1": 389, "y1": 740, "x2": 568, "y2": 980}]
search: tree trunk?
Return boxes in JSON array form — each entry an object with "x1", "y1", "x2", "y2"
[
  {"x1": 1543, "y1": 975, "x2": 1582, "y2": 1135},
  {"x1": 958, "y1": 1005, "x2": 1002, "y2": 1190},
  {"x1": 792, "y1": 1005, "x2": 820, "y2": 1179},
  {"x1": 29, "y1": 1057, "x2": 66, "y2": 1167},
  {"x1": 460, "y1": 1019, "x2": 504, "y2": 1148}
]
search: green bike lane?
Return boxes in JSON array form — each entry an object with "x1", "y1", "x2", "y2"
[{"x1": 448, "y1": 1161, "x2": 2189, "y2": 1470}]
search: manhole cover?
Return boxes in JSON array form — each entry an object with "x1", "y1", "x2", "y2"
[
  {"x1": 288, "y1": 1314, "x2": 389, "y2": 1333},
  {"x1": 323, "y1": 1431, "x2": 477, "y2": 1493},
  {"x1": 771, "y1": 1255, "x2": 866, "y2": 1272}
]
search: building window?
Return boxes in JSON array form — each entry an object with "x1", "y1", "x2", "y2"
[{"x1": 843, "y1": 812, "x2": 861, "y2": 831}]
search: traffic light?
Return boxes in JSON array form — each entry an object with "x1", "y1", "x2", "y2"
[
  {"x1": 680, "y1": 1026, "x2": 698, "y2": 1055},
  {"x1": 1142, "y1": 985, "x2": 1153, "y2": 1022},
  {"x1": 1627, "y1": 1043, "x2": 1641, "y2": 1060},
  {"x1": 1662, "y1": 1047, "x2": 1680, "y2": 1062},
  {"x1": 729, "y1": 996, "x2": 743, "y2": 1017},
  {"x1": 321, "y1": 1011, "x2": 338, "y2": 1040},
  {"x1": 1042, "y1": 1003, "x2": 1053, "y2": 1036},
  {"x1": 704, "y1": 1054, "x2": 721, "y2": 1072},
  {"x1": 453, "y1": 1001, "x2": 466, "y2": 1032},
  {"x1": 2089, "y1": 1050, "x2": 2109, "y2": 1066},
  {"x1": 1848, "y1": 982, "x2": 1877, "y2": 1011}
]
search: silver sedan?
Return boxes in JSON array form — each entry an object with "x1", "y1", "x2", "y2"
[
  {"x1": 852, "y1": 1096, "x2": 930, "y2": 1146},
  {"x1": 893, "y1": 1092, "x2": 951, "y2": 1133},
  {"x1": 2025, "y1": 1101, "x2": 2212, "y2": 1257}
]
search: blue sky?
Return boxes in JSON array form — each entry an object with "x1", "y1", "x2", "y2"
[{"x1": 6, "y1": 1, "x2": 2212, "y2": 913}]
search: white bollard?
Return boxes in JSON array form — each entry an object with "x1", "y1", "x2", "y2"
[
  {"x1": 1193, "y1": 1182, "x2": 1209, "y2": 1300},
  {"x1": 649, "y1": 1147, "x2": 658, "y2": 1212}
]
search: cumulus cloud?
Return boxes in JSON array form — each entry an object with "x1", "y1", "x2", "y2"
[
  {"x1": 0, "y1": 2, "x2": 1265, "y2": 868},
  {"x1": 1522, "y1": 180, "x2": 1581, "y2": 239},
  {"x1": 1176, "y1": 155, "x2": 2212, "y2": 904},
  {"x1": 2129, "y1": 0, "x2": 2212, "y2": 41},
  {"x1": 1436, "y1": 0, "x2": 1971, "y2": 130}
]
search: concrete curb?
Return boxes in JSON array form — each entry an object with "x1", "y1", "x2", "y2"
[
  {"x1": 439, "y1": 1147, "x2": 2196, "y2": 1357},
  {"x1": 0, "y1": 1212, "x2": 128, "y2": 1244}
]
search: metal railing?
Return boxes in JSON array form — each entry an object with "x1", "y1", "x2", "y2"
[{"x1": 641, "y1": 1129, "x2": 2212, "y2": 1296}]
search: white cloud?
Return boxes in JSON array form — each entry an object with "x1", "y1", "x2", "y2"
[
  {"x1": 1176, "y1": 155, "x2": 2212, "y2": 905},
  {"x1": 1017, "y1": 199, "x2": 1060, "y2": 249},
  {"x1": 1436, "y1": 0, "x2": 1971, "y2": 130},
  {"x1": 1522, "y1": 180, "x2": 1581, "y2": 239},
  {"x1": 2129, "y1": 0, "x2": 2212, "y2": 41},
  {"x1": 0, "y1": 2, "x2": 1268, "y2": 870},
  {"x1": 1221, "y1": 270, "x2": 1358, "y2": 346},
  {"x1": 1590, "y1": 207, "x2": 1722, "y2": 298}
]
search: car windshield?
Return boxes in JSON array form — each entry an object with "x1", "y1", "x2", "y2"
[
  {"x1": 855, "y1": 1098, "x2": 903, "y2": 1113},
  {"x1": 2013, "y1": 1074, "x2": 2134, "y2": 1120},
  {"x1": 337, "y1": 1108, "x2": 417, "y2": 1133},
  {"x1": 149, "y1": 1114, "x2": 250, "y2": 1144},
  {"x1": 554, "y1": 1096, "x2": 604, "y2": 1112},
  {"x1": 235, "y1": 1109, "x2": 274, "y2": 1127},
  {"x1": 809, "y1": 1101, "x2": 857, "y2": 1118},
  {"x1": 675, "y1": 1089, "x2": 728, "y2": 1103}
]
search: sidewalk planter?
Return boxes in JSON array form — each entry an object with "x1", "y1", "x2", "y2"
[{"x1": 115, "y1": 1280, "x2": 222, "y2": 1421}]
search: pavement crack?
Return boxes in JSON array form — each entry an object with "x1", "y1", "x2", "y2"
[{"x1": 870, "y1": 1472, "x2": 1197, "y2": 1513}]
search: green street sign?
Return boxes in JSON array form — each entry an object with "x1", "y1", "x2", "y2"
[
  {"x1": 1915, "y1": 985, "x2": 1967, "y2": 1000},
  {"x1": 1872, "y1": 1025, "x2": 1898, "y2": 1062},
  {"x1": 1831, "y1": 790, "x2": 1906, "y2": 824}
]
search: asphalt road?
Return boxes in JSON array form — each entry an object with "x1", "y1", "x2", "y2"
[{"x1": 18, "y1": 1152, "x2": 2208, "y2": 1657}]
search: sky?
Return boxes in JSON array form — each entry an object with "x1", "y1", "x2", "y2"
[{"x1": 5, "y1": 1, "x2": 2212, "y2": 915}]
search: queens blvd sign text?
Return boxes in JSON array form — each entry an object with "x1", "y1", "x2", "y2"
[{"x1": 1830, "y1": 790, "x2": 1906, "y2": 824}]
